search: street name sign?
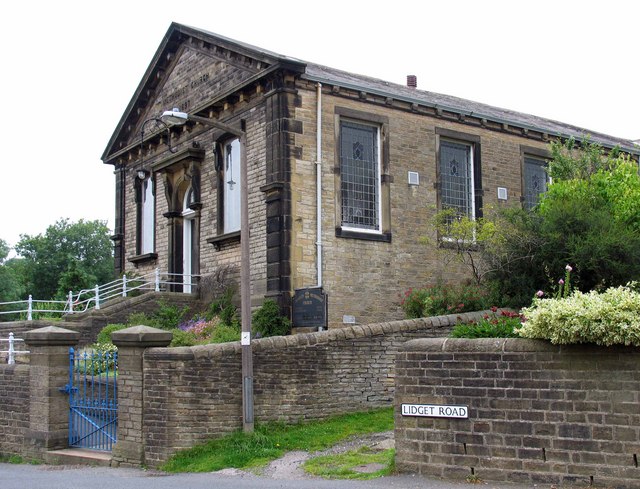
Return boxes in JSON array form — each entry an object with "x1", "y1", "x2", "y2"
[{"x1": 401, "y1": 404, "x2": 469, "y2": 418}]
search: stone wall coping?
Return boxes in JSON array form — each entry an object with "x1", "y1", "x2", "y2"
[
  {"x1": 400, "y1": 337, "x2": 640, "y2": 353},
  {"x1": 23, "y1": 325, "x2": 80, "y2": 346},
  {"x1": 144, "y1": 310, "x2": 495, "y2": 360},
  {"x1": 111, "y1": 325, "x2": 173, "y2": 348}
]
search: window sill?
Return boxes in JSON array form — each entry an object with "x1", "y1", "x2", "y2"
[
  {"x1": 128, "y1": 253, "x2": 158, "y2": 265},
  {"x1": 335, "y1": 228, "x2": 391, "y2": 243},
  {"x1": 438, "y1": 239, "x2": 479, "y2": 251},
  {"x1": 207, "y1": 231, "x2": 241, "y2": 251}
]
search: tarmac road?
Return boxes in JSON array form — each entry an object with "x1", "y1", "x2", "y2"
[{"x1": 0, "y1": 463, "x2": 538, "y2": 489}]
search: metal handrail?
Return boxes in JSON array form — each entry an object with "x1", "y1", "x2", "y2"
[
  {"x1": 0, "y1": 268, "x2": 200, "y2": 321},
  {"x1": 0, "y1": 333, "x2": 30, "y2": 364}
]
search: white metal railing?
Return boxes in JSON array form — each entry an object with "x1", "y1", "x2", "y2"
[
  {"x1": 0, "y1": 269, "x2": 199, "y2": 322},
  {"x1": 0, "y1": 333, "x2": 30, "y2": 364}
]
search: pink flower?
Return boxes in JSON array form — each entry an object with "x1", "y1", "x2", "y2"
[
  {"x1": 536, "y1": 290, "x2": 544, "y2": 298},
  {"x1": 565, "y1": 265, "x2": 573, "y2": 272},
  {"x1": 559, "y1": 279, "x2": 565, "y2": 285}
]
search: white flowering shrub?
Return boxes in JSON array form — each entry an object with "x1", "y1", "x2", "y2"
[{"x1": 518, "y1": 284, "x2": 640, "y2": 346}]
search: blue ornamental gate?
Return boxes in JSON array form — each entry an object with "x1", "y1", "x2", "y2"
[{"x1": 65, "y1": 347, "x2": 118, "y2": 451}]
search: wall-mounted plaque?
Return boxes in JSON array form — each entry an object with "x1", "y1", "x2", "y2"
[{"x1": 292, "y1": 287, "x2": 327, "y2": 329}]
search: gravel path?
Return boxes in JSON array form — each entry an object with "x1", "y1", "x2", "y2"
[{"x1": 228, "y1": 431, "x2": 395, "y2": 480}]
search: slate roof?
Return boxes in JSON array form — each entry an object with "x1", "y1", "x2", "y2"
[
  {"x1": 302, "y1": 63, "x2": 638, "y2": 154},
  {"x1": 104, "y1": 23, "x2": 639, "y2": 161},
  {"x1": 174, "y1": 24, "x2": 637, "y2": 154}
]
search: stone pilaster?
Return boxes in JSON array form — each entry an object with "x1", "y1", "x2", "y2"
[
  {"x1": 111, "y1": 325, "x2": 172, "y2": 467},
  {"x1": 23, "y1": 326, "x2": 80, "y2": 458}
]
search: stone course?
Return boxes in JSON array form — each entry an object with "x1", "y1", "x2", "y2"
[{"x1": 394, "y1": 338, "x2": 640, "y2": 488}]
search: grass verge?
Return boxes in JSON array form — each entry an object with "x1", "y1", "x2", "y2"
[
  {"x1": 161, "y1": 407, "x2": 393, "y2": 473},
  {"x1": 303, "y1": 447, "x2": 395, "y2": 480},
  {"x1": 0, "y1": 454, "x2": 25, "y2": 464}
]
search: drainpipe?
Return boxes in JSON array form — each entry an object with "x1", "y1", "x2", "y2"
[{"x1": 316, "y1": 83, "x2": 323, "y2": 287}]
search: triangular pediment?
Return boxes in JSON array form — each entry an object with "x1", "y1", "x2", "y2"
[{"x1": 102, "y1": 23, "x2": 305, "y2": 163}]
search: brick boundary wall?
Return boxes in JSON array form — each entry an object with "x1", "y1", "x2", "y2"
[
  {"x1": 0, "y1": 364, "x2": 30, "y2": 457},
  {"x1": 395, "y1": 338, "x2": 640, "y2": 488},
  {"x1": 140, "y1": 312, "x2": 481, "y2": 466}
]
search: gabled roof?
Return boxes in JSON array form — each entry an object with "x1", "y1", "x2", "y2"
[
  {"x1": 103, "y1": 23, "x2": 638, "y2": 163},
  {"x1": 102, "y1": 22, "x2": 305, "y2": 163}
]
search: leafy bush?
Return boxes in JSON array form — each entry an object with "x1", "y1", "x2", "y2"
[
  {"x1": 518, "y1": 284, "x2": 640, "y2": 346},
  {"x1": 174, "y1": 313, "x2": 240, "y2": 346},
  {"x1": 94, "y1": 290, "x2": 242, "y2": 348},
  {"x1": 75, "y1": 343, "x2": 118, "y2": 375},
  {"x1": 401, "y1": 283, "x2": 491, "y2": 319},
  {"x1": 126, "y1": 311, "x2": 158, "y2": 327},
  {"x1": 210, "y1": 323, "x2": 241, "y2": 343},
  {"x1": 97, "y1": 323, "x2": 128, "y2": 344},
  {"x1": 451, "y1": 309, "x2": 521, "y2": 338},
  {"x1": 205, "y1": 288, "x2": 239, "y2": 327},
  {"x1": 482, "y1": 141, "x2": 640, "y2": 304},
  {"x1": 252, "y1": 300, "x2": 291, "y2": 337},
  {"x1": 124, "y1": 302, "x2": 189, "y2": 331},
  {"x1": 170, "y1": 328, "x2": 197, "y2": 347},
  {"x1": 153, "y1": 300, "x2": 189, "y2": 330}
]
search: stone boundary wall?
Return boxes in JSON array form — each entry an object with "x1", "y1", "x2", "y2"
[
  {"x1": 0, "y1": 365, "x2": 30, "y2": 457},
  {"x1": 140, "y1": 312, "x2": 480, "y2": 466},
  {"x1": 395, "y1": 338, "x2": 640, "y2": 488}
]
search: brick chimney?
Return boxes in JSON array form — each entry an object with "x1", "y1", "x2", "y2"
[{"x1": 406, "y1": 75, "x2": 417, "y2": 88}]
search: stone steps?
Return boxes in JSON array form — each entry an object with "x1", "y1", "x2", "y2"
[{"x1": 45, "y1": 448, "x2": 112, "y2": 467}]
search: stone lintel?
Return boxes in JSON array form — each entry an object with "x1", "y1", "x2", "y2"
[{"x1": 111, "y1": 325, "x2": 173, "y2": 348}]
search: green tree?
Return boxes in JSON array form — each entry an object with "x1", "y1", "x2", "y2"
[
  {"x1": 15, "y1": 219, "x2": 114, "y2": 300},
  {"x1": 535, "y1": 149, "x2": 640, "y2": 291},
  {"x1": 485, "y1": 139, "x2": 640, "y2": 304},
  {"x1": 0, "y1": 239, "x2": 25, "y2": 303}
]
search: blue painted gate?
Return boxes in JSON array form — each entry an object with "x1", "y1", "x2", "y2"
[{"x1": 66, "y1": 347, "x2": 118, "y2": 451}]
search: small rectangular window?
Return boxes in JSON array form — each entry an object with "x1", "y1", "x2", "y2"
[{"x1": 339, "y1": 121, "x2": 381, "y2": 232}]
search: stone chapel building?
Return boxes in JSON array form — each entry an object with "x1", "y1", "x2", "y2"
[{"x1": 102, "y1": 22, "x2": 639, "y2": 329}]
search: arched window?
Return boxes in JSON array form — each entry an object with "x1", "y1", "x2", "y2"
[
  {"x1": 137, "y1": 175, "x2": 155, "y2": 255},
  {"x1": 182, "y1": 187, "x2": 196, "y2": 293},
  {"x1": 222, "y1": 138, "x2": 241, "y2": 234}
]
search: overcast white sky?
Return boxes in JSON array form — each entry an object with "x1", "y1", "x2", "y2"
[{"x1": 1, "y1": 0, "x2": 638, "y2": 249}]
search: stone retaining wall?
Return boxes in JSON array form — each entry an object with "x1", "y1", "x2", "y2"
[{"x1": 395, "y1": 338, "x2": 640, "y2": 488}]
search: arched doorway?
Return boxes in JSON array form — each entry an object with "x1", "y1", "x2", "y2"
[{"x1": 182, "y1": 187, "x2": 197, "y2": 293}]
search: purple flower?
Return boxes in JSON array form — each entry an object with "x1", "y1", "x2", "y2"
[
  {"x1": 536, "y1": 290, "x2": 544, "y2": 298},
  {"x1": 559, "y1": 279, "x2": 565, "y2": 285}
]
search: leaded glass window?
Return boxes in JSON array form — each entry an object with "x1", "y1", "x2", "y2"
[
  {"x1": 524, "y1": 156, "x2": 549, "y2": 210},
  {"x1": 340, "y1": 121, "x2": 380, "y2": 231},
  {"x1": 440, "y1": 140, "x2": 474, "y2": 219}
]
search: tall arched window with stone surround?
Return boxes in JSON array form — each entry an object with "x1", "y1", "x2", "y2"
[
  {"x1": 182, "y1": 187, "x2": 196, "y2": 293},
  {"x1": 222, "y1": 138, "x2": 241, "y2": 234},
  {"x1": 135, "y1": 174, "x2": 155, "y2": 256}
]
